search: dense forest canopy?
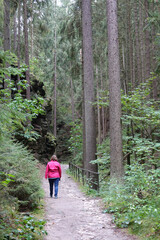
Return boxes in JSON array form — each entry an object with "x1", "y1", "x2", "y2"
[{"x1": 0, "y1": 0, "x2": 160, "y2": 239}]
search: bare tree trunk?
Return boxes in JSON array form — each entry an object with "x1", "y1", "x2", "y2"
[
  {"x1": 82, "y1": 0, "x2": 98, "y2": 176},
  {"x1": 134, "y1": 1, "x2": 141, "y2": 84},
  {"x1": 4, "y1": 0, "x2": 10, "y2": 52},
  {"x1": 132, "y1": 41, "x2": 136, "y2": 89},
  {"x1": 96, "y1": 65, "x2": 101, "y2": 144},
  {"x1": 30, "y1": 0, "x2": 34, "y2": 58},
  {"x1": 139, "y1": 0, "x2": 145, "y2": 83},
  {"x1": 23, "y1": 0, "x2": 30, "y2": 99},
  {"x1": 151, "y1": 2, "x2": 158, "y2": 100},
  {"x1": 107, "y1": 0, "x2": 124, "y2": 179},
  {"x1": 70, "y1": 74, "x2": 75, "y2": 122},
  {"x1": 13, "y1": 11, "x2": 17, "y2": 53},
  {"x1": 144, "y1": 0, "x2": 151, "y2": 81},
  {"x1": 100, "y1": 60, "x2": 105, "y2": 141},
  {"x1": 124, "y1": 0, "x2": 132, "y2": 93},
  {"x1": 53, "y1": 0, "x2": 57, "y2": 139},
  {"x1": 17, "y1": 0, "x2": 21, "y2": 91},
  {"x1": 126, "y1": 0, "x2": 134, "y2": 90},
  {"x1": 3, "y1": 0, "x2": 11, "y2": 90}
]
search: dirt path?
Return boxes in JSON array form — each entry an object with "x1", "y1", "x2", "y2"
[{"x1": 42, "y1": 164, "x2": 138, "y2": 240}]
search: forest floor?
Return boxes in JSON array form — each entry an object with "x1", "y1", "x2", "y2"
[{"x1": 41, "y1": 164, "x2": 139, "y2": 240}]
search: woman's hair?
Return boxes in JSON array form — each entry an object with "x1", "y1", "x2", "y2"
[{"x1": 51, "y1": 155, "x2": 58, "y2": 161}]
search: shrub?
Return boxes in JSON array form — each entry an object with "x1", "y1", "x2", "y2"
[
  {"x1": 0, "y1": 135, "x2": 43, "y2": 210},
  {"x1": 103, "y1": 163, "x2": 160, "y2": 239}
]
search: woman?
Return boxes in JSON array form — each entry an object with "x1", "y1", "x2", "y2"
[{"x1": 45, "y1": 155, "x2": 62, "y2": 198}]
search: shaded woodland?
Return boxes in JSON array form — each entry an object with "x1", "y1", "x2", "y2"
[{"x1": 0, "y1": 0, "x2": 160, "y2": 239}]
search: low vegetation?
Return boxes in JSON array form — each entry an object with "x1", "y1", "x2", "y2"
[
  {"x1": 69, "y1": 83, "x2": 160, "y2": 240},
  {"x1": 0, "y1": 51, "x2": 47, "y2": 240}
]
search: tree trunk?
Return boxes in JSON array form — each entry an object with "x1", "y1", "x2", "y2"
[
  {"x1": 107, "y1": 0, "x2": 124, "y2": 179},
  {"x1": 127, "y1": 0, "x2": 133, "y2": 91},
  {"x1": 96, "y1": 65, "x2": 101, "y2": 144},
  {"x1": 4, "y1": 0, "x2": 10, "y2": 52},
  {"x1": 3, "y1": 0, "x2": 11, "y2": 90},
  {"x1": 13, "y1": 11, "x2": 17, "y2": 53},
  {"x1": 139, "y1": 0, "x2": 145, "y2": 83},
  {"x1": 82, "y1": 0, "x2": 98, "y2": 176},
  {"x1": 144, "y1": 0, "x2": 151, "y2": 81},
  {"x1": 70, "y1": 74, "x2": 75, "y2": 123},
  {"x1": 23, "y1": 0, "x2": 30, "y2": 99},
  {"x1": 100, "y1": 60, "x2": 105, "y2": 141},
  {"x1": 30, "y1": 0, "x2": 33, "y2": 59},
  {"x1": 134, "y1": 1, "x2": 141, "y2": 85},
  {"x1": 17, "y1": 0, "x2": 21, "y2": 91},
  {"x1": 151, "y1": 2, "x2": 158, "y2": 100},
  {"x1": 53, "y1": 0, "x2": 57, "y2": 139}
]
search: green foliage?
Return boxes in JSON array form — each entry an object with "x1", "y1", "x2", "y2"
[
  {"x1": 0, "y1": 172, "x2": 15, "y2": 188},
  {"x1": 0, "y1": 51, "x2": 45, "y2": 142},
  {"x1": 121, "y1": 81, "x2": 160, "y2": 166},
  {"x1": 0, "y1": 135, "x2": 43, "y2": 210},
  {"x1": 102, "y1": 164, "x2": 160, "y2": 239},
  {"x1": 91, "y1": 138, "x2": 110, "y2": 183},
  {"x1": 68, "y1": 121, "x2": 83, "y2": 165},
  {"x1": 0, "y1": 212, "x2": 47, "y2": 240},
  {"x1": 0, "y1": 170, "x2": 46, "y2": 240},
  {"x1": 0, "y1": 43, "x2": 46, "y2": 240},
  {"x1": 94, "y1": 82, "x2": 160, "y2": 239},
  {"x1": 30, "y1": 58, "x2": 44, "y2": 82}
]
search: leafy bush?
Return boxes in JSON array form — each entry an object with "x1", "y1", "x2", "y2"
[
  {"x1": 0, "y1": 171, "x2": 46, "y2": 240},
  {"x1": 103, "y1": 163, "x2": 160, "y2": 239},
  {"x1": 0, "y1": 50, "x2": 46, "y2": 239},
  {"x1": 0, "y1": 135, "x2": 43, "y2": 210},
  {"x1": 0, "y1": 212, "x2": 47, "y2": 240}
]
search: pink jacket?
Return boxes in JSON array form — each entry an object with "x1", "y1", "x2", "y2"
[{"x1": 45, "y1": 160, "x2": 62, "y2": 179}]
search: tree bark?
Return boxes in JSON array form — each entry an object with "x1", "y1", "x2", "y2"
[
  {"x1": 82, "y1": 0, "x2": 98, "y2": 175},
  {"x1": 134, "y1": 1, "x2": 142, "y2": 84},
  {"x1": 4, "y1": 0, "x2": 10, "y2": 52},
  {"x1": 70, "y1": 74, "x2": 75, "y2": 123},
  {"x1": 139, "y1": 0, "x2": 145, "y2": 83},
  {"x1": 13, "y1": 11, "x2": 17, "y2": 53},
  {"x1": 53, "y1": 0, "x2": 57, "y2": 139},
  {"x1": 3, "y1": 0, "x2": 11, "y2": 90},
  {"x1": 30, "y1": 0, "x2": 34, "y2": 59},
  {"x1": 107, "y1": 0, "x2": 124, "y2": 179},
  {"x1": 96, "y1": 65, "x2": 101, "y2": 144},
  {"x1": 17, "y1": 0, "x2": 21, "y2": 91},
  {"x1": 23, "y1": 0, "x2": 30, "y2": 99},
  {"x1": 144, "y1": 0, "x2": 151, "y2": 81},
  {"x1": 100, "y1": 60, "x2": 105, "y2": 141}
]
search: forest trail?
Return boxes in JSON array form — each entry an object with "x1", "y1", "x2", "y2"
[{"x1": 42, "y1": 164, "x2": 138, "y2": 240}]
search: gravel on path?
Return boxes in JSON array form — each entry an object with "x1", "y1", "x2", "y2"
[{"x1": 42, "y1": 164, "x2": 138, "y2": 240}]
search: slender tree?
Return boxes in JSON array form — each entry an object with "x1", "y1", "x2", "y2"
[
  {"x1": 144, "y1": 0, "x2": 151, "y2": 81},
  {"x1": 70, "y1": 73, "x2": 75, "y2": 122},
  {"x1": 30, "y1": 0, "x2": 34, "y2": 59},
  {"x1": 53, "y1": 0, "x2": 57, "y2": 138},
  {"x1": 82, "y1": 0, "x2": 98, "y2": 175},
  {"x1": 3, "y1": 0, "x2": 11, "y2": 90},
  {"x1": 17, "y1": 0, "x2": 21, "y2": 90},
  {"x1": 3, "y1": 0, "x2": 10, "y2": 52},
  {"x1": 13, "y1": 11, "x2": 17, "y2": 53},
  {"x1": 107, "y1": 0, "x2": 124, "y2": 179},
  {"x1": 23, "y1": 0, "x2": 30, "y2": 99}
]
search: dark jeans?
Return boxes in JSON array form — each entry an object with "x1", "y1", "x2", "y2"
[{"x1": 48, "y1": 178, "x2": 60, "y2": 197}]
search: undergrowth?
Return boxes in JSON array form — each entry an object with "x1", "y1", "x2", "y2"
[
  {"x1": 67, "y1": 163, "x2": 160, "y2": 240},
  {"x1": 0, "y1": 136, "x2": 47, "y2": 239},
  {"x1": 101, "y1": 164, "x2": 160, "y2": 240}
]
